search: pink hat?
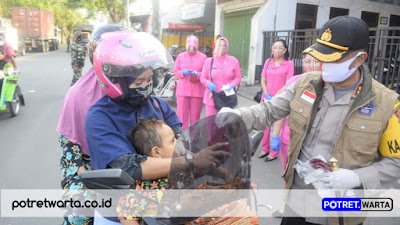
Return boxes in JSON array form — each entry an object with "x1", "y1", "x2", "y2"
[{"x1": 186, "y1": 36, "x2": 198, "y2": 49}]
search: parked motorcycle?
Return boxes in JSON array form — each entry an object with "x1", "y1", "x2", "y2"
[
  {"x1": 0, "y1": 70, "x2": 25, "y2": 116},
  {"x1": 80, "y1": 113, "x2": 262, "y2": 225}
]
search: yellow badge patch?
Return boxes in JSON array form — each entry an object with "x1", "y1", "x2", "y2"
[{"x1": 379, "y1": 100, "x2": 400, "y2": 158}]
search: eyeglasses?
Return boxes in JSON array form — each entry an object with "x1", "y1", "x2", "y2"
[{"x1": 272, "y1": 46, "x2": 285, "y2": 50}]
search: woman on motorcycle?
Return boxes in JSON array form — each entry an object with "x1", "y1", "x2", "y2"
[
  {"x1": 174, "y1": 35, "x2": 207, "y2": 130},
  {"x1": 0, "y1": 49, "x2": 14, "y2": 94},
  {"x1": 57, "y1": 24, "x2": 130, "y2": 225},
  {"x1": 85, "y1": 32, "x2": 230, "y2": 225}
]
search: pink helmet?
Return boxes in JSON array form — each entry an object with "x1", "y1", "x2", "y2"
[{"x1": 93, "y1": 31, "x2": 173, "y2": 100}]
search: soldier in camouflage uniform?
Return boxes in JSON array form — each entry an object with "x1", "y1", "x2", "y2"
[{"x1": 70, "y1": 31, "x2": 86, "y2": 86}]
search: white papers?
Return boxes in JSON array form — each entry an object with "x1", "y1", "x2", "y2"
[{"x1": 221, "y1": 84, "x2": 235, "y2": 96}]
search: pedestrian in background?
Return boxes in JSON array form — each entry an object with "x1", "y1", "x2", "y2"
[
  {"x1": 0, "y1": 33, "x2": 18, "y2": 70},
  {"x1": 70, "y1": 31, "x2": 87, "y2": 86},
  {"x1": 66, "y1": 34, "x2": 71, "y2": 52},
  {"x1": 259, "y1": 39, "x2": 294, "y2": 162},
  {"x1": 174, "y1": 35, "x2": 207, "y2": 130},
  {"x1": 201, "y1": 37, "x2": 242, "y2": 116}
]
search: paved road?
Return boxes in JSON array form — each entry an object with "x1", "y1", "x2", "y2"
[{"x1": 0, "y1": 46, "x2": 398, "y2": 225}]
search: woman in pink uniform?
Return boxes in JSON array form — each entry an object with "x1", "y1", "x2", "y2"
[
  {"x1": 259, "y1": 39, "x2": 294, "y2": 162},
  {"x1": 200, "y1": 37, "x2": 242, "y2": 116},
  {"x1": 271, "y1": 54, "x2": 322, "y2": 170},
  {"x1": 174, "y1": 35, "x2": 207, "y2": 130}
]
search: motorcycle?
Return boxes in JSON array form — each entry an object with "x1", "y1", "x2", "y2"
[
  {"x1": 80, "y1": 113, "x2": 262, "y2": 225},
  {"x1": 0, "y1": 70, "x2": 25, "y2": 117},
  {"x1": 153, "y1": 67, "x2": 178, "y2": 102}
]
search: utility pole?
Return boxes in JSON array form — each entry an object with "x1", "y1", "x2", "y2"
[
  {"x1": 126, "y1": 0, "x2": 130, "y2": 27},
  {"x1": 151, "y1": 0, "x2": 160, "y2": 39}
]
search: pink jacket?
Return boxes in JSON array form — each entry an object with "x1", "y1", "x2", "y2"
[
  {"x1": 57, "y1": 68, "x2": 105, "y2": 155},
  {"x1": 200, "y1": 55, "x2": 242, "y2": 107},
  {"x1": 279, "y1": 75, "x2": 302, "y2": 145},
  {"x1": 174, "y1": 51, "x2": 207, "y2": 97},
  {"x1": 261, "y1": 59, "x2": 294, "y2": 100}
]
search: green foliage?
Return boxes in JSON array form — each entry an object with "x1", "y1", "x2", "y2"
[{"x1": 73, "y1": 0, "x2": 136, "y2": 23}]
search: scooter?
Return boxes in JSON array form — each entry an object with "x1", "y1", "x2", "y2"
[
  {"x1": 0, "y1": 70, "x2": 25, "y2": 117},
  {"x1": 153, "y1": 67, "x2": 178, "y2": 102},
  {"x1": 80, "y1": 113, "x2": 263, "y2": 225}
]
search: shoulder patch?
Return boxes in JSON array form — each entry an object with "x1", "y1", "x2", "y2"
[
  {"x1": 358, "y1": 101, "x2": 376, "y2": 116},
  {"x1": 379, "y1": 100, "x2": 400, "y2": 158},
  {"x1": 394, "y1": 102, "x2": 400, "y2": 121}
]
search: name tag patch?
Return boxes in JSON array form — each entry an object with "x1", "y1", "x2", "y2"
[
  {"x1": 394, "y1": 105, "x2": 400, "y2": 120},
  {"x1": 301, "y1": 90, "x2": 316, "y2": 104},
  {"x1": 358, "y1": 101, "x2": 376, "y2": 116}
]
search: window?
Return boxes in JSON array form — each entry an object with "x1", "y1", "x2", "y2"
[{"x1": 329, "y1": 7, "x2": 349, "y2": 19}]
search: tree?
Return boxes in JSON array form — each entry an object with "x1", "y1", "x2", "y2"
[{"x1": 71, "y1": 0, "x2": 136, "y2": 24}]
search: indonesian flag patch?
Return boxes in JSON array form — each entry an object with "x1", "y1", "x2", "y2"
[{"x1": 301, "y1": 90, "x2": 316, "y2": 104}]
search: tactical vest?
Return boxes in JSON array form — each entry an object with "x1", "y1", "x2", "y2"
[{"x1": 284, "y1": 64, "x2": 398, "y2": 189}]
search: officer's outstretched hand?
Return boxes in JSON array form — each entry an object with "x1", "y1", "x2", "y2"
[
  {"x1": 215, "y1": 107, "x2": 242, "y2": 128},
  {"x1": 193, "y1": 142, "x2": 231, "y2": 176},
  {"x1": 319, "y1": 168, "x2": 361, "y2": 189}
]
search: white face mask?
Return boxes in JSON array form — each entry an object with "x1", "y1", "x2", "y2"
[
  {"x1": 0, "y1": 41, "x2": 4, "y2": 46},
  {"x1": 322, "y1": 52, "x2": 364, "y2": 83}
]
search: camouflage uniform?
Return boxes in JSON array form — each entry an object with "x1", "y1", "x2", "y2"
[{"x1": 71, "y1": 31, "x2": 87, "y2": 86}]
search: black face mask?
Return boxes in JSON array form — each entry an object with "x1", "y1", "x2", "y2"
[{"x1": 126, "y1": 82, "x2": 153, "y2": 107}]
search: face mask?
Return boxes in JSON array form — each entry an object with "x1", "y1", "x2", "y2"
[
  {"x1": 126, "y1": 82, "x2": 153, "y2": 107},
  {"x1": 322, "y1": 52, "x2": 364, "y2": 83},
  {"x1": 0, "y1": 41, "x2": 4, "y2": 46},
  {"x1": 187, "y1": 46, "x2": 196, "y2": 56},
  {"x1": 214, "y1": 46, "x2": 228, "y2": 57},
  {"x1": 272, "y1": 49, "x2": 284, "y2": 59}
]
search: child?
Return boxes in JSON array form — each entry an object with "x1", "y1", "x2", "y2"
[
  {"x1": 118, "y1": 118, "x2": 236, "y2": 225},
  {"x1": 118, "y1": 118, "x2": 177, "y2": 225}
]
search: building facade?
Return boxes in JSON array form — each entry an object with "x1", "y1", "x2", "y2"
[{"x1": 215, "y1": 0, "x2": 400, "y2": 85}]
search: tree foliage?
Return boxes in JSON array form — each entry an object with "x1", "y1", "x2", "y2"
[{"x1": 70, "y1": 0, "x2": 136, "y2": 24}]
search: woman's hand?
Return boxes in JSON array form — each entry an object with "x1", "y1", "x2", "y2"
[
  {"x1": 207, "y1": 82, "x2": 217, "y2": 92},
  {"x1": 77, "y1": 166, "x2": 88, "y2": 176},
  {"x1": 264, "y1": 93, "x2": 272, "y2": 100}
]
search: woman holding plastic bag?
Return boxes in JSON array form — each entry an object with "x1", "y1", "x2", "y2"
[{"x1": 200, "y1": 37, "x2": 242, "y2": 116}]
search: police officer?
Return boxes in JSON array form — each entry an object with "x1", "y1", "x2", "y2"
[
  {"x1": 217, "y1": 16, "x2": 400, "y2": 225},
  {"x1": 70, "y1": 31, "x2": 86, "y2": 86}
]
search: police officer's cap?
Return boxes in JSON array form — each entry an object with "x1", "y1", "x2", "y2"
[{"x1": 303, "y1": 16, "x2": 369, "y2": 63}]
